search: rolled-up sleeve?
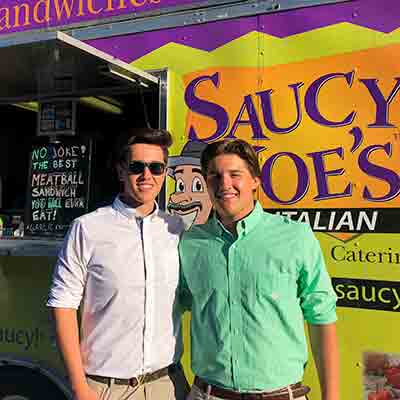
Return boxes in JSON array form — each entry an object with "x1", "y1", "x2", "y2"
[
  {"x1": 298, "y1": 224, "x2": 337, "y2": 324},
  {"x1": 177, "y1": 239, "x2": 192, "y2": 313},
  {"x1": 46, "y1": 220, "x2": 88, "y2": 309}
]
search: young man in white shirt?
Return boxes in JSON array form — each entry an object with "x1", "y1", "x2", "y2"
[{"x1": 47, "y1": 128, "x2": 189, "y2": 400}]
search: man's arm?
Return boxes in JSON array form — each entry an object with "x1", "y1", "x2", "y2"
[
  {"x1": 298, "y1": 225, "x2": 339, "y2": 399},
  {"x1": 48, "y1": 221, "x2": 95, "y2": 399},
  {"x1": 308, "y1": 322, "x2": 339, "y2": 400},
  {"x1": 178, "y1": 239, "x2": 192, "y2": 313},
  {"x1": 52, "y1": 308, "x2": 98, "y2": 400}
]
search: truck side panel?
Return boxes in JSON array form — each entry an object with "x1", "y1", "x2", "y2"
[{"x1": 87, "y1": 1, "x2": 400, "y2": 399}]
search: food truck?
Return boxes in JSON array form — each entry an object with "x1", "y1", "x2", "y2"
[{"x1": 0, "y1": 0, "x2": 399, "y2": 398}]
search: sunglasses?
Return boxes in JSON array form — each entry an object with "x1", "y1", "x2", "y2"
[{"x1": 128, "y1": 160, "x2": 166, "y2": 176}]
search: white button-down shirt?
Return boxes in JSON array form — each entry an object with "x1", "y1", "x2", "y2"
[{"x1": 47, "y1": 197, "x2": 184, "y2": 379}]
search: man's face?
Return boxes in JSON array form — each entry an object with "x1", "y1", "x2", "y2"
[
  {"x1": 168, "y1": 165, "x2": 212, "y2": 227},
  {"x1": 119, "y1": 143, "x2": 166, "y2": 208},
  {"x1": 206, "y1": 154, "x2": 260, "y2": 222}
]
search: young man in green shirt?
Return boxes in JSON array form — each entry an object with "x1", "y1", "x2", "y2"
[{"x1": 179, "y1": 139, "x2": 339, "y2": 400}]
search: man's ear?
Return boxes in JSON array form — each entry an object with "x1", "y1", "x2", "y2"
[
  {"x1": 252, "y1": 176, "x2": 261, "y2": 192},
  {"x1": 116, "y1": 164, "x2": 125, "y2": 182}
]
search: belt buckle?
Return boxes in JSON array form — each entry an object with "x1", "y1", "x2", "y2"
[{"x1": 128, "y1": 377, "x2": 139, "y2": 387}]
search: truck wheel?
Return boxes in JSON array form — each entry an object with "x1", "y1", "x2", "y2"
[{"x1": 0, "y1": 365, "x2": 69, "y2": 400}]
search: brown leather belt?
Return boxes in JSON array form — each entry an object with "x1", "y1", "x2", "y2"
[
  {"x1": 194, "y1": 376, "x2": 310, "y2": 400},
  {"x1": 88, "y1": 364, "x2": 179, "y2": 388}
]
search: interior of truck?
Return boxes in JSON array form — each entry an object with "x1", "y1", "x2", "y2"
[
  {"x1": 0, "y1": 32, "x2": 164, "y2": 239},
  {"x1": 0, "y1": 31, "x2": 164, "y2": 399},
  {"x1": 0, "y1": 85, "x2": 162, "y2": 237},
  {"x1": 0, "y1": 88, "x2": 161, "y2": 208}
]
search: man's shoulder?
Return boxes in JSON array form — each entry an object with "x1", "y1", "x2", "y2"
[
  {"x1": 179, "y1": 223, "x2": 211, "y2": 263},
  {"x1": 72, "y1": 204, "x2": 116, "y2": 229},
  {"x1": 181, "y1": 221, "x2": 211, "y2": 241},
  {"x1": 261, "y1": 210, "x2": 311, "y2": 235}
]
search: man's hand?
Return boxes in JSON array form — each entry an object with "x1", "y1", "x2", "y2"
[
  {"x1": 73, "y1": 383, "x2": 101, "y2": 400},
  {"x1": 52, "y1": 309, "x2": 99, "y2": 400}
]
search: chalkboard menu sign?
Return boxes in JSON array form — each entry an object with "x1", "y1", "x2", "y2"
[{"x1": 25, "y1": 139, "x2": 92, "y2": 236}]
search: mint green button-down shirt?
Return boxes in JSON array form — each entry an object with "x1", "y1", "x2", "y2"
[{"x1": 179, "y1": 202, "x2": 337, "y2": 392}]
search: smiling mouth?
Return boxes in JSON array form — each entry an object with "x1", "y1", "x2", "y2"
[
  {"x1": 217, "y1": 192, "x2": 237, "y2": 200},
  {"x1": 137, "y1": 183, "x2": 154, "y2": 190}
]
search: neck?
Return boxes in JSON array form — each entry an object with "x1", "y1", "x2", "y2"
[
  {"x1": 217, "y1": 204, "x2": 256, "y2": 236},
  {"x1": 119, "y1": 194, "x2": 155, "y2": 217},
  {"x1": 218, "y1": 217, "x2": 237, "y2": 236}
]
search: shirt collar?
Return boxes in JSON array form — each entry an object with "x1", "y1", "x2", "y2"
[
  {"x1": 112, "y1": 196, "x2": 159, "y2": 220},
  {"x1": 210, "y1": 201, "x2": 264, "y2": 237}
]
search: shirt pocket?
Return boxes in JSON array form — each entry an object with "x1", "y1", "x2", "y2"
[{"x1": 255, "y1": 259, "x2": 297, "y2": 302}]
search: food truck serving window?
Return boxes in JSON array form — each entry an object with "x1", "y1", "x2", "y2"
[{"x1": 0, "y1": 31, "x2": 160, "y2": 240}]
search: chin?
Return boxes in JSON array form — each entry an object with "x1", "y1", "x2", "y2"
[
  {"x1": 218, "y1": 206, "x2": 237, "y2": 215},
  {"x1": 141, "y1": 196, "x2": 157, "y2": 204},
  {"x1": 136, "y1": 191, "x2": 157, "y2": 199},
  {"x1": 129, "y1": 194, "x2": 156, "y2": 205}
]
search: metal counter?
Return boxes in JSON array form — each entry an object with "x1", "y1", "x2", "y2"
[{"x1": 0, "y1": 239, "x2": 63, "y2": 257}]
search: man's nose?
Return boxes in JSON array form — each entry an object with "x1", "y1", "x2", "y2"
[
  {"x1": 143, "y1": 166, "x2": 152, "y2": 178},
  {"x1": 219, "y1": 174, "x2": 232, "y2": 189}
]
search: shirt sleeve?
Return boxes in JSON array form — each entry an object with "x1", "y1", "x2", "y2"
[
  {"x1": 298, "y1": 224, "x2": 337, "y2": 324},
  {"x1": 46, "y1": 220, "x2": 88, "y2": 309},
  {"x1": 177, "y1": 239, "x2": 192, "y2": 312}
]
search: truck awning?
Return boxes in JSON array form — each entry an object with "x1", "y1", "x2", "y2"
[{"x1": 0, "y1": 31, "x2": 158, "y2": 103}]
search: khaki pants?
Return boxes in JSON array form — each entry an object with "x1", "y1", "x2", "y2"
[
  {"x1": 87, "y1": 367, "x2": 190, "y2": 400},
  {"x1": 187, "y1": 384, "x2": 308, "y2": 400}
]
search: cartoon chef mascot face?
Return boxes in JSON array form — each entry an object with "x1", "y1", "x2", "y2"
[{"x1": 167, "y1": 141, "x2": 212, "y2": 228}]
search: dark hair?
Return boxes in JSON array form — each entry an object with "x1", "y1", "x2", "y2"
[
  {"x1": 200, "y1": 139, "x2": 261, "y2": 178},
  {"x1": 114, "y1": 127, "x2": 173, "y2": 165}
]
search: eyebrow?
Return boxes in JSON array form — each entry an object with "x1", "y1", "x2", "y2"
[
  {"x1": 192, "y1": 168, "x2": 202, "y2": 174},
  {"x1": 209, "y1": 169, "x2": 243, "y2": 174}
]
